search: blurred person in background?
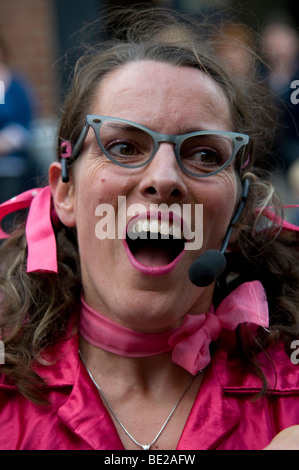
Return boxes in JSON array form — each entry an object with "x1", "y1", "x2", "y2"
[
  {"x1": 212, "y1": 20, "x2": 257, "y2": 80},
  {"x1": 261, "y1": 17, "x2": 299, "y2": 210},
  {"x1": 0, "y1": 35, "x2": 35, "y2": 203}
]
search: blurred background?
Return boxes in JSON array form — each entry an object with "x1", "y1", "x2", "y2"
[{"x1": 0, "y1": 0, "x2": 298, "y2": 215}]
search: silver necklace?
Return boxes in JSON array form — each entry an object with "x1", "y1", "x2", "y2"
[{"x1": 79, "y1": 351, "x2": 200, "y2": 450}]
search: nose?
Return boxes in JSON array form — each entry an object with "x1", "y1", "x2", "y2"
[{"x1": 138, "y1": 143, "x2": 188, "y2": 202}]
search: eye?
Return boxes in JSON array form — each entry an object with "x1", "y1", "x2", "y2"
[
  {"x1": 183, "y1": 147, "x2": 224, "y2": 168},
  {"x1": 193, "y1": 148, "x2": 221, "y2": 165},
  {"x1": 180, "y1": 133, "x2": 234, "y2": 171},
  {"x1": 98, "y1": 121, "x2": 154, "y2": 165},
  {"x1": 106, "y1": 140, "x2": 138, "y2": 158}
]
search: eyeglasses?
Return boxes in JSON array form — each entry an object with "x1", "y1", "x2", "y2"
[{"x1": 70, "y1": 115, "x2": 249, "y2": 178}]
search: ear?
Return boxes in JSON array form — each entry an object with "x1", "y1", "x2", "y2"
[{"x1": 49, "y1": 162, "x2": 76, "y2": 227}]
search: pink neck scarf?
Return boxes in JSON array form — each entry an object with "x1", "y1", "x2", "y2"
[{"x1": 79, "y1": 280, "x2": 269, "y2": 375}]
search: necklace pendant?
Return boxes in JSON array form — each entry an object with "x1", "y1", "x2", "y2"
[{"x1": 142, "y1": 444, "x2": 151, "y2": 450}]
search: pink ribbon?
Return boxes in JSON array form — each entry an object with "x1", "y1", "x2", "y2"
[
  {"x1": 80, "y1": 281, "x2": 269, "y2": 375},
  {"x1": 169, "y1": 280, "x2": 269, "y2": 373},
  {"x1": 258, "y1": 205, "x2": 299, "y2": 233},
  {"x1": 60, "y1": 141, "x2": 72, "y2": 158},
  {"x1": 0, "y1": 186, "x2": 58, "y2": 273}
]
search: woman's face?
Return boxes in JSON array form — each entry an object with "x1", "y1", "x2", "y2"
[{"x1": 54, "y1": 60, "x2": 239, "y2": 332}]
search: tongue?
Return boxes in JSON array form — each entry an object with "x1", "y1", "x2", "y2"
[
  {"x1": 134, "y1": 244, "x2": 174, "y2": 267},
  {"x1": 129, "y1": 237, "x2": 185, "y2": 267}
]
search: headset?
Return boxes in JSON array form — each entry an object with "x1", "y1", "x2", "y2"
[{"x1": 188, "y1": 178, "x2": 250, "y2": 287}]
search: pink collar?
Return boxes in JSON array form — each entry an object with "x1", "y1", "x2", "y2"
[{"x1": 79, "y1": 280, "x2": 269, "y2": 375}]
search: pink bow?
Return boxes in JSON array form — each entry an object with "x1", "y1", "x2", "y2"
[
  {"x1": 0, "y1": 186, "x2": 58, "y2": 273},
  {"x1": 169, "y1": 281, "x2": 269, "y2": 374}
]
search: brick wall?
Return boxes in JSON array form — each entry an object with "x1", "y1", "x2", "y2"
[{"x1": 0, "y1": 0, "x2": 58, "y2": 118}]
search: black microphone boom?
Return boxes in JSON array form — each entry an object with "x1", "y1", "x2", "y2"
[{"x1": 188, "y1": 178, "x2": 250, "y2": 287}]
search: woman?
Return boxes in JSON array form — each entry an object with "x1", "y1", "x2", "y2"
[{"x1": 0, "y1": 8, "x2": 298, "y2": 450}]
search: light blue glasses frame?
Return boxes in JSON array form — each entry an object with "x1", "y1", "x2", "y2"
[{"x1": 70, "y1": 114, "x2": 250, "y2": 178}]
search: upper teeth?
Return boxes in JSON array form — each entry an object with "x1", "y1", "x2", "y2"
[{"x1": 128, "y1": 219, "x2": 182, "y2": 239}]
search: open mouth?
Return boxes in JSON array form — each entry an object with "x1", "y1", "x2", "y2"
[{"x1": 124, "y1": 213, "x2": 186, "y2": 275}]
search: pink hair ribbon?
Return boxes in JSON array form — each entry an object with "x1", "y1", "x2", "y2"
[
  {"x1": 256, "y1": 205, "x2": 299, "y2": 233},
  {"x1": 60, "y1": 141, "x2": 72, "y2": 158},
  {"x1": 0, "y1": 186, "x2": 58, "y2": 273},
  {"x1": 60, "y1": 141, "x2": 72, "y2": 183}
]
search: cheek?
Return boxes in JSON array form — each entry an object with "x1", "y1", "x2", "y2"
[
  {"x1": 74, "y1": 155, "x2": 136, "y2": 204},
  {"x1": 72, "y1": 160, "x2": 138, "y2": 245},
  {"x1": 200, "y1": 175, "x2": 238, "y2": 240}
]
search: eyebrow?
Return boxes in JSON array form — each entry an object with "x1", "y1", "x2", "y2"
[
  {"x1": 100, "y1": 120, "x2": 231, "y2": 137},
  {"x1": 105, "y1": 122, "x2": 205, "y2": 138},
  {"x1": 106, "y1": 123, "x2": 146, "y2": 134}
]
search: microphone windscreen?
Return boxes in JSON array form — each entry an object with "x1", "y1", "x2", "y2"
[{"x1": 188, "y1": 249, "x2": 227, "y2": 287}]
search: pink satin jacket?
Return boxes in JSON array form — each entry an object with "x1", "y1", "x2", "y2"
[{"x1": 0, "y1": 327, "x2": 298, "y2": 450}]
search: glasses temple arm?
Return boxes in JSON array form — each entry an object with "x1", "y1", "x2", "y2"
[{"x1": 61, "y1": 123, "x2": 90, "y2": 183}]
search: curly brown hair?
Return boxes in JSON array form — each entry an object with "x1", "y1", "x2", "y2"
[{"x1": 0, "y1": 7, "x2": 298, "y2": 405}]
